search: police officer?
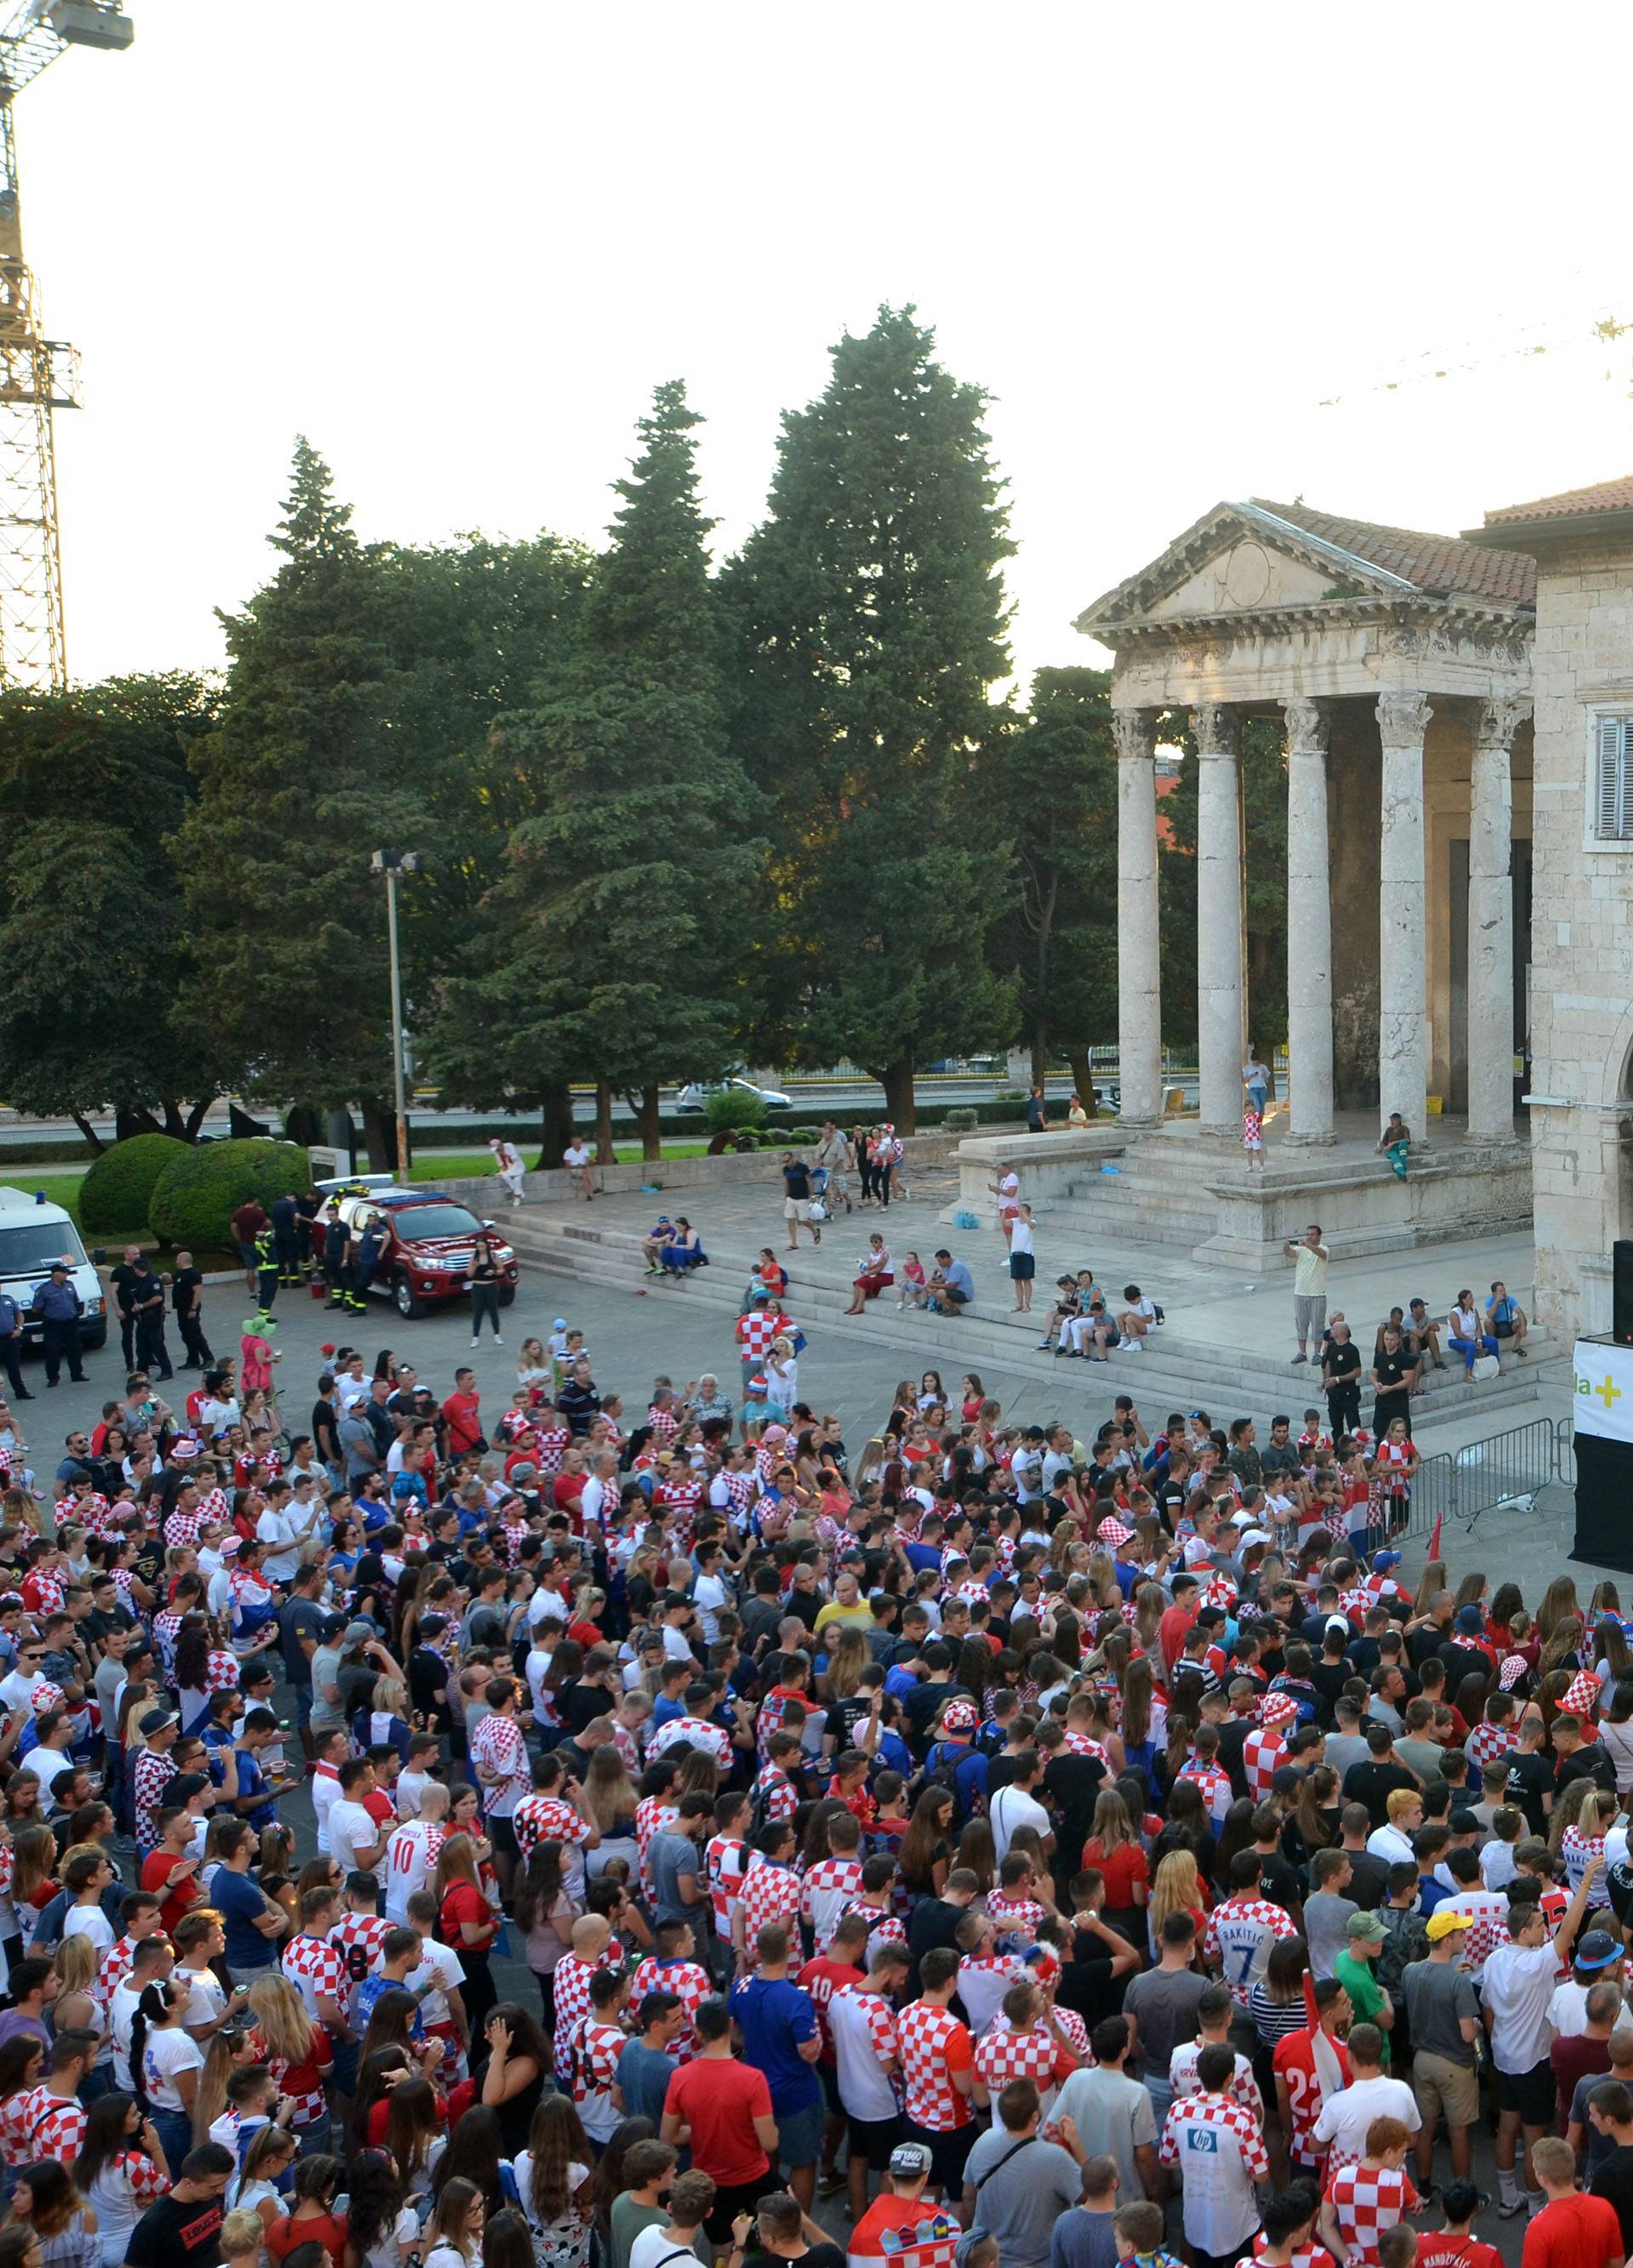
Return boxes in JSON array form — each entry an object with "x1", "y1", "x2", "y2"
[
  {"x1": 0, "y1": 1288, "x2": 30, "y2": 1399},
  {"x1": 253, "y1": 1221, "x2": 279, "y2": 1323},
  {"x1": 128, "y1": 1257, "x2": 173, "y2": 1382},
  {"x1": 29, "y1": 1262, "x2": 85, "y2": 1388},
  {"x1": 294, "y1": 1189, "x2": 320, "y2": 1278},
  {"x1": 321, "y1": 1202, "x2": 350, "y2": 1308}
]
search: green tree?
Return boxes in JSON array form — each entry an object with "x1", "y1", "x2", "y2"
[
  {"x1": 0, "y1": 673, "x2": 228, "y2": 1147},
  {"x1": 722, "y1": 305, "x2": 1018, "y2": 1130},
  {"x1": 987, "y1": 667, "x2": 1119, "y2": 1101},
  {"x1": 428, "y1": 381, "x2": 762, "y2": 1162},
  {"x1": 1157, "y1": 717, "x2": 1289, "y2": 1059},
  {"x1": 175, "y1": 438, "x2": 424, "y2": 1167}
]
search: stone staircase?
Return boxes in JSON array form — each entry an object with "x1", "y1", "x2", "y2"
[{"x1": 505, "y1": 1210, "x2": 1564, "y2": 1437}]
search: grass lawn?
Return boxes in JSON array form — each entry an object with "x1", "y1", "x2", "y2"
[{"x1": 412, "y1": 1143, "x2": 713, "y2": 1178}]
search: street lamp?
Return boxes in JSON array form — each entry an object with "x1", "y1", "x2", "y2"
[{"x1": 371, "y1": 850, "x2": 420, "y2": 1174}]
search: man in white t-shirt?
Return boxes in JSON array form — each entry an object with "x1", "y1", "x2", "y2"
[
  {"x1": 563, "y1": 1140, "x2": 595, "y2": 1200},
  {"x1": 384, "y1": 1786, "x2": 450, "y2": 1925},
  {"x1": 1482, "y1": 1855, "x2": 1600, "y2": 2211},
  {"x1": 1310, "y1": 2023, "x2": 1420, "y2": 2165},
  {"x1": 987, "y1": 1754, "x2": 1053, "y2": 1863},
  {"x1": 327, "y1": 1759, "x2": 389, "y2": 1877}
]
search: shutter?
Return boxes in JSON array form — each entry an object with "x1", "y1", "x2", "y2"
[{"x1": 1597, "y1": 715, "x2": 1630, "y2": 840}]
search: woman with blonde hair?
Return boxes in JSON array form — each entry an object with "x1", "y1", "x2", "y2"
[
  {"x1": 1409, "y1": 1559, "x2": 1449, "y2": 1619},
  {"x1": 824, "y1": 1627, "x2": 869, "y2": 1706},
  {"x1": 1561, "y1": 1788, "x2": 1618, "y2": 1890},
  {"x1": 579, "y1": 1748, "x2": 638, "y2": 1872},
  {"x1": 246, "y1": 1973, "x2": 330, "y2": 2154},
  {"x1": 1147, "y1": 1848, "x2": 1206, "y2": 1957},
  {"x1": 1081, "y1": 1789, "x2": 1149, "y2": 1946},
  {"x1": 435, "y1": 1833, "x2": 498, "y2": 2033},
  {"x1": 191, "y1": 2022, "x2": 262, "y2": 2147},
  {"x1": 1131, "y1": 1584, "x2": 1166, "y2": 1657},
  {"x1": 232, "y1": 2122, "x2": 298, "y2": 2230}
]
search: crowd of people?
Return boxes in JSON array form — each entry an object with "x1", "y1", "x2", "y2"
[{"x1": 0, "y1": 1222, "x2": 1613, "y2": 2268}]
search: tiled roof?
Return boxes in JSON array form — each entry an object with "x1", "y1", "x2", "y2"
[
  {"x1": 1482, "y1": 476, "x2": 1633, "y2": 526},
  {"x1": 1250, "y1": 499, "x2": 1535, "y2": 606}
]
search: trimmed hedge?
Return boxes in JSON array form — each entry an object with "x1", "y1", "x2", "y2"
[
  {"x1": 80, "y1": 1134, "x2": 189, "y2": 1239},
  {"x1": 148, "y1": 1137, "x2": 311, "y2": 1253}
]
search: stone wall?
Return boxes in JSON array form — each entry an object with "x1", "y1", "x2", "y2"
[{"x1": 1526, "y1": 531, "x2": 1633, "y2": 1340}]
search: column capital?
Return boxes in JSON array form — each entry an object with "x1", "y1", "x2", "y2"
[
  {"x1": 1282, "y1": 697, "x2": 1330, "y2": 756},
  {"x1": 1111, "y1": 708, "x2": 1159, "y2": 763},
  {"x1": 1191, "y1": 702, "x2": 1240, "y2": 758},
  {"x1": 1475, "y1": 696, "x2": 1533, "y2": 754},
  {"x1": 1375, "y1": 691, "x2": 1433, "y2": 749}
]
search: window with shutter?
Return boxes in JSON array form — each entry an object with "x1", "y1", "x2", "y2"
[{"x1": 1596, "y1": 714, "x2": 1633, "y2": 841}]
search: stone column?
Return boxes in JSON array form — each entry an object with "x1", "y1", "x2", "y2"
[
  {"x1": 1376, "y1": 692, "x2": 1433, "y2": 1135},
  {"x1": 1467, "y1": 698, "x2": 1529, "y2": 1143},
  {"x1": 1192, "y1": 702, "x2": 1244, "y2": 1137},
  {"x1": 1282, "y1": 698, "x2": 1335, "y2": 1143},
  {"x1": 1113, "y1": 708, "x2": 1164, "y2": 1127}
]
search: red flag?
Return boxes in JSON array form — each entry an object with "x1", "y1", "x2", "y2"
[{"x1": 1427, "y1": 1509, "x2": 1443, "y2": 1564}]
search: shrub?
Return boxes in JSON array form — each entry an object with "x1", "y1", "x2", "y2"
[
  {"x1": 942, "y1": 1107, "x2": 980, "y2": 1132},
  {"x1": 783, "y1": 1125, "x2": 822, "y2": 1146},
  {"x1": 704, "y1": 1088, "x2": 767, "y2": 1135},
  {"x1": 148, "y1": 1137, "x2": 310, "y2": 1253},
  {"x1": 80, "y1": 1134, "x2": 188, "y2": 1239}
]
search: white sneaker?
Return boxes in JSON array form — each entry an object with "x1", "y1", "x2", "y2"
[
  {"x1": 469, "y1": 1336, "x2": 480, "y2": 1348},
  {"x1": 492, "y1": 1336, "x2": 504, "y2": 1345}
]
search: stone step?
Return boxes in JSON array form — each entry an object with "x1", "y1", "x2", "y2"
[{"x1": 510, "y1": 1217, "x2": 1552, "y2": 1430}]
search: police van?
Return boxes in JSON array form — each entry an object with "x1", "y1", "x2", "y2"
[{"x1": 0, "y1": 1187, "x2": 108, "y2": 1348}]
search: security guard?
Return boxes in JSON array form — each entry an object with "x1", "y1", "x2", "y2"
[
  {"x1": 270, "y1": 1191, "x2": 301, "y2": 1286},
  {"x1": 349, "y1": 1211, "x2": 389, "y2": 1314},
  {"x1": 29, "y1": 1261, "x2": 85, "y2": 1387},
  {"x1": 322, "y1": 1202, "x2": 350, "y2": 1309}
]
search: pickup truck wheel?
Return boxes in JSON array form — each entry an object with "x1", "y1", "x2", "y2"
[
  {"x1": 393, "y1": 1273, "x2": 425, "y2": 1319},
  {"x1": 498, "y1": 1283, "x2": 517, "y2": 1308}
]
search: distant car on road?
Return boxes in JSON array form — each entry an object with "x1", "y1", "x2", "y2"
[
  {"x1": 311, "y1": 1177, "x2": 519, "y2": 1319},
  {"x1": 675, "y1": 1075, "x2": 791, "y2": 1113}
]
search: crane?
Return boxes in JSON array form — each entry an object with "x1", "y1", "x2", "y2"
[{"x1": 0, "y1": 0, "x2": 131, "y2": 689}]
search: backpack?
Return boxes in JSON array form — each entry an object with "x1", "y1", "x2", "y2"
[{"x1": 1375, "y1": 1904, "x2": 1428, "y2": 1995}]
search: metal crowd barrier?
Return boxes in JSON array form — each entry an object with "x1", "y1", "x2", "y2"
[{"x1": 1395, "y1": 1415, "x2": 1573, "y2": 1543}]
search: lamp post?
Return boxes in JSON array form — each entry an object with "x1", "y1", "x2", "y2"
[{"x1": 371, "y1": 850, "x2": 420, "y2": 1173}]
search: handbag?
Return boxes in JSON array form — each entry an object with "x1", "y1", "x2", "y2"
[
  {"x1": 807, "y1": 1200, "x2": 828, "y2": 1222},
  {"x1": 1471, "y1": 1354, "x2": 1499, "y2": 1382}
]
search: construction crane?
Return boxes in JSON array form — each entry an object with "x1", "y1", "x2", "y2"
[{"x1": 0, "y1": 0, "x2": 131, "y2": 689}]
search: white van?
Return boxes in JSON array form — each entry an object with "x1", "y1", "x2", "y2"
[{"x1": 0, "y1": 1187, "x2": 107, "y2": 1349}]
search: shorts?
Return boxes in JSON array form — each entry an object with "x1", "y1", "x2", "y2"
[
  {"x1": 846, "y1": 2111, "x2": 906, "y2": 2168},
  {"x1": 783, "y1": 1197, "x2": 811, "y2": 1222},
  {"x1": 774, "y1": 2097, "x2": 825, "y2": 2172},
  {"x1": 705, "y1": 2175, "x2": 781, "y2": 2245},
  {"x1": 236, "y1": 1240, "x2": 258, "y2": 1268},
  {"x1": 1495, "y1": 2057, "x2": 1556, "y2": 2126},
  {"x1": 905, "y1": 2118, "x2": 976, "y2": 2198},
  {"x1": 486, "y1": 1815, "x2": 519, "y2": 1861},
  {"x1": 940, "y1": 1287, "x2": 969, "y2": 1307},
  {"x1": 1414, "y1": 2047, "x2": 1480, "y2": 2128},
  {"x1": 1010, "y1": 1252, "x2": 1035, "y2": 1281},
  {"x1": 1294, "y1": 1292, "x2": 1327, "y2": 1341}
]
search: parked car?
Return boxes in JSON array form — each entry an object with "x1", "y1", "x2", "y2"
[
  {"x1": 674, "y1": 1075, "x2": 791, "y2": 1112},
  {"x1": 0, "y1": 1188, "x2": 106, "y2": 1348},
  {"x1": 310, "y1": 1178, "x2": 519, "y2": 1319}
]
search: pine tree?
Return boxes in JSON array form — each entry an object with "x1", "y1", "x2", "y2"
[
  {"x1": 434, "y1": 381, "x2": 761, "y2": 1160},
  {"x1": 175, "y1": 438, "x2": 418, "y2": 1163},
  {"x1": 987, "y1": 667, "x2": 1119, "y2": 1096},
  {"x1": 723, "y1": 305, "x2": 1018, "y2": 1129}
]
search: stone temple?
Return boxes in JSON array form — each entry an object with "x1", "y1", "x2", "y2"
[{"x1": 994, "y1": 478, "x2": 1633, "y2": 1342}]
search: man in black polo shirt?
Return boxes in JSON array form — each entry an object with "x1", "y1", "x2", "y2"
[
  {"x1": 1322, "y1": 1321, "x2": 1363, "y2": 1437},
  {"x1": 1342, "y1": 1722, "x2": 1421, "y2": 1827}
]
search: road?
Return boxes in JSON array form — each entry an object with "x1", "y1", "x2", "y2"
[{"x1": 0, "y1": 1071, "x2": 1203, "y2": 1151}]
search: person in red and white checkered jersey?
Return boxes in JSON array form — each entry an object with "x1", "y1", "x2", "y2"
[
  {"x1": 14, "y1": 2072, "x2": 89, "y2": 2163},
  {"x1": 705, "y1": 1798, "x2": 752, "y2": 1953},
  {"x1": 650, "y1": 1712, "x2": 732, "y2": 1773},
  {"x1": 1203, "y1": 1853, "x2": 1300, "y2": 2003},
  {"x1": 629, "y1": 1924, "x2": 711, "y2": 2061},
  {"x1": 330, "y1": 1889, "x2": 391, "y2": 2027},
  {"x1": 514, "y1": 1758, "x2": 598, "y2": 1897},
  {"x1": 1170, "y1": 2031, "x2": 1264, "y2": 2121},
  {"x1": 985, "y1": 1852, "x2": 1047, "y2": 1943},
  {"x1": 531, "y1": 1422, "x2": 571, "y2": 1478},
  {"x1": 972, "y1": 1980, "x2": 1074, "y2": 2117},
  {"x1": 1317, "y1": 2125, "x2": 1420, "y2": 2268},
  {"x1": 800, "y1": 1843, "x2": 864, "y2": 1956},
  {"x1": 550, "y1": 1919, "x2": 622, "y2": 2083},
  {"x1": 736, "y1": 1302, "x2": 790, "y2": 1378},
  {"x1": 564, "y1": 1968, "x2": 629, "y2": 2145},
  {"x1": 634, "y1": 1792, "x2": 680, "y2": 1876},
  {"x1": 897, "y1": 1949, "x2": 976, "y2": 2201},
  {"x1": 741, "y1": 1837, "x2": 804, "y2": 1945},
  {"x1": 94, "y1": 1903, "x2": 168, "y2": 2015},
  {"x1": 129, "y1": 1724, "x2": 179, "y2": 1853},
  {"x1": 282, "y1": 1902, "x2": 350, "y2": 2034},
  {"x1": 1243, "y1": 1695, "x2": 1300, "y2": 1802},
  {"x1": 1465, "y1": 1701, "x2": 1519, "y2": 1780},
  {"x1": 1159, "y1": 2048, "x2": 1270, "y2": 2267}
]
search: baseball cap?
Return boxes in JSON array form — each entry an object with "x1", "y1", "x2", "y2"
[
  {"x1": 1346, "y1": 1912, "x2": 1388, "y2": 1942},
  {"x1": 344, "y1": 1619, "x2": 376, "y2": 1644},
  {"x1": 889, "y1": 2142, "x2": 932, "y2": 2179},
  {"x1": 139, "y1": 1707, "x2": 177, "y2": 1737},
  {"x1": 1325, "y1": 1615, "x2": 1352, "y2": 1638},
  {"x1": 1454, "y1": 1604, "x2": 1485, "y2": 1634},
  {"x1": 320, "y1": 1615, "x2": 348, "y2": 1641},
  {"x1": 752, "y1": 1288, "x2": 771, "y2": 1302},
  {"x1": 1237, "y1": 1528, "x2": 1272, "y2": 1552},
  {"x1": 1371, "y1": 1550, "x2": 1403, "y2": 1572},
  {"x1": 552, "y1": 1318, "x2": 567, "y2": 1331},
  {"x1": 1577, "y1": 1929, "x2": 1622, "y2": 1972}
]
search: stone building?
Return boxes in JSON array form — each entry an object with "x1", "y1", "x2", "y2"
[{"x1": 1060, "y1": 484, "x2": 1633, "y2": 1330}]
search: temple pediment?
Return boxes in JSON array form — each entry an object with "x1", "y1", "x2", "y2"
[{"x1": 1078, "y1": 498, "x2": 1536, "y2": 642}]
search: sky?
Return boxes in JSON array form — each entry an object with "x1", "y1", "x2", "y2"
[{"x1": 20, "y1": 0, "x2": 1633, "y2": 698}]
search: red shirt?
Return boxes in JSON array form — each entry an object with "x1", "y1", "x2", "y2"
[
  {"x1": 1417, "y1": 2241, "x2": 1503, "y2": 2268},
  {"x1": 438, "y1": 1879, "x2": 491, "y2": 1950},
  {"x1": 797, "y1": 1955, "x2": 864, "y2": 2061},
  {"x1": 1522, "y1": 2195, "x2": 1624, "y2": 2268},
  {"x1": 1159, "y1": 1600, "x2": 1199, "y2": 1674},
  {"x1": 663, "y1": 2053, "x2": 771, "y2": 2186},
  {"x1": 139, "y1": 1849, "x2": 203, "y2": 1936},
  {"x1": 1080, "y1": 1838, "x2": 1148, "y2": 1907},
  {"x1": 441, "y1": 1390, "x2": 483, "y2": 1457}
]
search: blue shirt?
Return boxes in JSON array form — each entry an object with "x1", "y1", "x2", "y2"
[
  {"x1": 208, "y1": 1862, "x2": 276, "y2": 1969},
  {"x1": 617, "y1": 2037, "x2": 678, "y2": 2128},
  {"x1": 31, "y1": 1282, "x2": 79, "y2": 1321},
  {"x1": 731, "y1": 1972, "x2": 820, "y2": 2114},
  {"x1": 941, "y1": 1260, "x2": 975, "y2": 1301}
]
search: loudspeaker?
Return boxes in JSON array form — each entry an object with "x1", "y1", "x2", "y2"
[{"x1": 1615, "y1": 1239, "x2": 1633, "y2": 1347}]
